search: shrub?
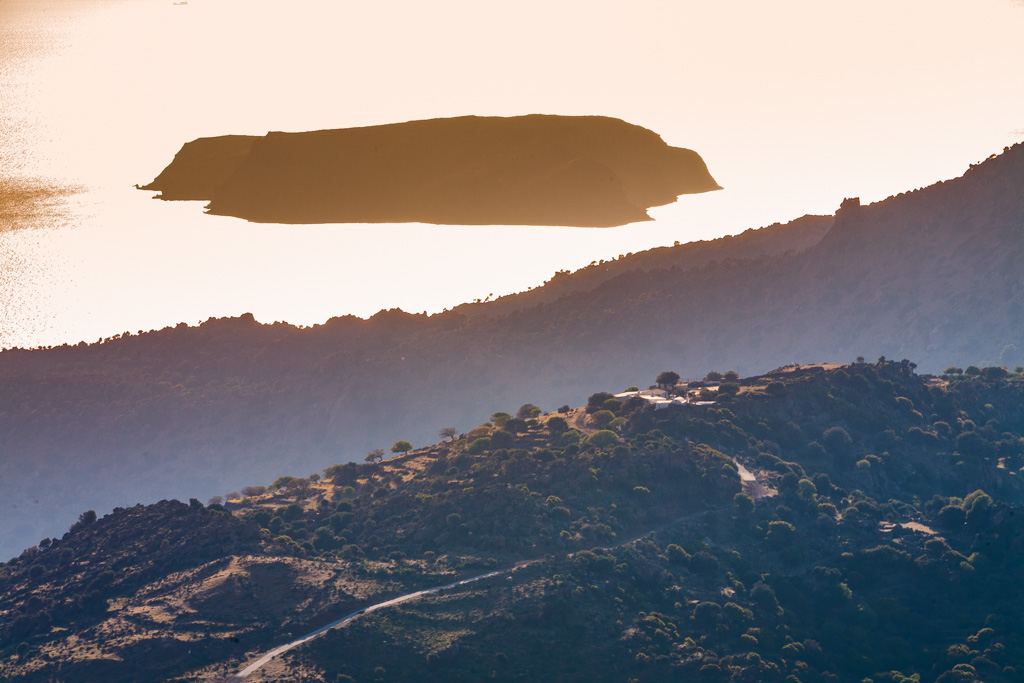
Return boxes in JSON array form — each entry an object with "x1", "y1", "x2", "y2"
[
  {"x1": 516, "y1": 404, "x2": 541, "y2": 420},
  {"x1": 468, "y1": 437, "x2": 491, "y2": 454},
  {"x1": 692, "y1": 601, "x2": 722, "y2": 626},
  {"x1": 586, "y1": 430, "x2": 619, "y2": 448},
  {"x1": 601, "y1": 397, "x2": 622, "y2": 412},
  {"x1": 734, "y1": 492, "x2": 755, "y2": 514},
  {"x1": 666, "y1": 543, "x2": 689, "y2": 564},
  {"x1": 489, "y1": 412, "x2": 511, "y2": 428},
  {"x1": 690, "y1": 551, "x2": 719, "y2": 575},
  {"x1": 766, "y1": 520, "x2": 796, "y2": 548},
  {"x1": 823, "y1": 426, "x2": 852, "y2": 453},
  {"x1": 797, "y1": 479, "x2": 817, "y2": 500},
  {"x1": 586, "y1": 392, "x2": 615, "y2": 413},
  {"x1": 490, "y1": 430, "x2": 514, "y2": 449},
  {"x1": 546, "y1": 416, "x2": 569, "y2": 436}
]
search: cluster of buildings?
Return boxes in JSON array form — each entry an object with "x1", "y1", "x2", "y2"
[{"x1": 614, "y1": 386, "x2": 717, "y2": 410}]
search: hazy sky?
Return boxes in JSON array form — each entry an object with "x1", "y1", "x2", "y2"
[{"x1": 14, "y1": 0, "x2": 1024, "y2": 201}]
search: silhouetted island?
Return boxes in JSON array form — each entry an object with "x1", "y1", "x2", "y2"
[{"x1": 139, "y1": 115, "x2": 721, "y2": 227}]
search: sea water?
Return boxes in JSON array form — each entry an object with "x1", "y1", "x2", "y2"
[{"x1": 2, "y1": 0, "x2": 1022, "y2": 349}]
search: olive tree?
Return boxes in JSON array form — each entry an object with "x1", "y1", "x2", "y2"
[
  {"x1": 656, "y1": 371, "x2": 680, "y2": 390},
  {"x1": 391, "y1": 440, "x2": 413, "y2": 456}
]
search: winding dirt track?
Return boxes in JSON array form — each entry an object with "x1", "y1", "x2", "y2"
[{"x1": 223, "y1": 459, "x2": 769, "y2": 681}]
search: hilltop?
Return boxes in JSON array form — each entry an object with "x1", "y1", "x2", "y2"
[
  {"x1": 2, "y1": 362, "x2": 1023, "y2": 682},
  {"x1": 2, "y1": 143, "x2": 1023, "y2": 557},
  {"x1": 139, "y1": 115, "x2": 721, "y2": 227}
]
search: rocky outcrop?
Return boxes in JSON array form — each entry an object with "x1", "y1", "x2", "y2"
[{"x1": 140, "y1": 115, "x2": 720, "y2": 227}]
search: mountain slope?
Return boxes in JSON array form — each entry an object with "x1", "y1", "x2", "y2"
[
  {"x1": 3, "y1": 363, "x2": 1023, "y2": 682},
  {"x1": 1, "y1": 144, "x2": 1023, "y2": 557}
]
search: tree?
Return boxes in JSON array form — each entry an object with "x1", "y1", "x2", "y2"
[
  {"x1": 505, "y1": 418, "x2": 527, "y2": 434},
  {"x1": 656, "y1": 371, "x2": 680, "y2": 390},
  {"x1": 489, "y1": 430, "x2": 514, "y2": 449},
  {"x1": 981, "y1": 366, "x2": 1008, "y2": 380},
  {"x1": 546, "y1": 416, "x2": 569, "y2": 436},
  {"x1": 797, "y1": 478, "x2": 818, "y2": 501},
  {"x1": 391, "y1": 440, "x2": 413, "y2": 456},
  {"x1": 734, "y1": 492, "x2": 755, "y2": 515},
  {"x1": 468, "y1": 437, "x2": 492, "y2": 454},
  {"x1": 439, "y1": 426, "x2": 459, "y2": 441},
  {"x1": 602, "y1": 397, "x2": 623, "y2": 412},
  {"x1": 692, "y1": 601, "x2": 723, "y2": 627},
  {"x1": 586, "y1": 430, "x2": 619, "y2": 448},
  {"x1": 365, "y1": 448, "x2": 385, "y2": 463},
  {"x1": 937, "y1": 505, "x2": 966, "y2": 529},
  {"x1": 586, "y1": 392, "x2": 615, "y2": 412},
  {"x1": 718, "y1": 382, "x2": 739, "y2": 396},
  {"x1": 766, "y1": 520, "x2": 796, "y2": 548},
  {"x1": 705, "y1": 371, "x2": 722, "y2": 382},
  {"x1": 516, "y1": 403, "x2": 541, "y2": 419},
  {"x1": 823, "y1": 426, "x2": 852, "y2": 454},
  {"x1": 270, "y1": 475, "x2": 300, "y2": 491},
  {"x1": 490, "y1": 412, "x2": 512, "y2": 428}
]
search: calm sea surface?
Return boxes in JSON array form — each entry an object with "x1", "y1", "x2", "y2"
[{"x1": 2, "y1": 0, "x2": 1022, "y2": 349}]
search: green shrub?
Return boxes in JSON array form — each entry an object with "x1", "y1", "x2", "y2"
[
  {"x1": 468, "y1": 437, "x2": 491, "y2": 454},
  {"x1": 586, "y1": 430, "x2": 619, "y2": 448}
]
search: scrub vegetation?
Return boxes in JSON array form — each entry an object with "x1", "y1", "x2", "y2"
[{"x1": 2, "y1": 360, "x2": 1023, "y2": 681}]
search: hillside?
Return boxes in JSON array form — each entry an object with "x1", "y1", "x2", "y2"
[
  {"x1": 2, "y1": 362, "x2": 1023, "y2": 682},
  {"x1": 454, "y1": 213, "x2": 832, "y2": 317},
  {"x1": 139, "y1": 115, "x2": 721, "y2": 227},
  {"x1": 1, "y1": 143, "x2": 1023, "y2": 558}
]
